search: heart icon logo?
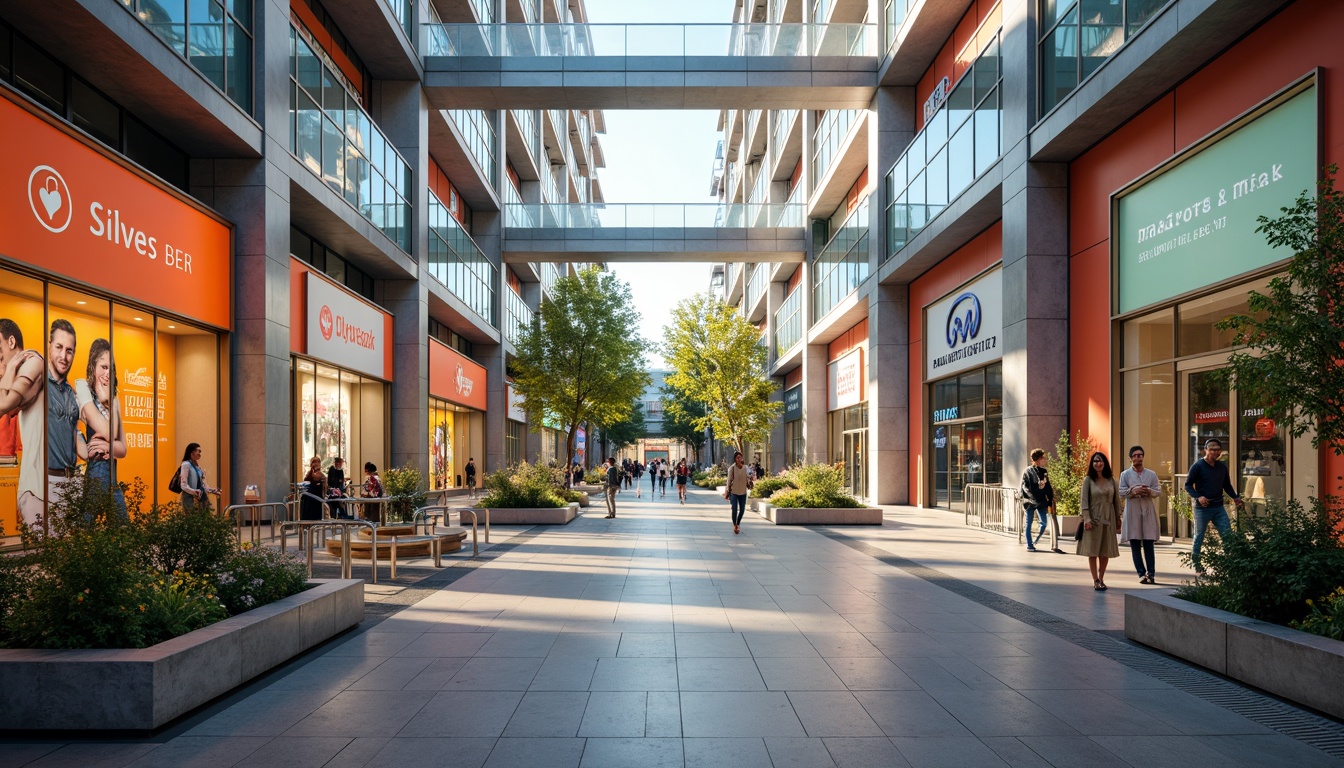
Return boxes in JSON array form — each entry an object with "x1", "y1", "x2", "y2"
[
  {"x1": 319, "y1": 306, "x2": 334, "y2": 341},
  {"x1": 28, "y1": 165, "x2": 72, "y2": 234}
]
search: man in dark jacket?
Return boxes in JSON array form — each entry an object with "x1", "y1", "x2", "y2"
[
  {"x1": 1021, "y1": 448, "x2": 1058, "y2": 552},
  {"x1": 603, "y1": 457, "x2": 620, "y2": 518}
]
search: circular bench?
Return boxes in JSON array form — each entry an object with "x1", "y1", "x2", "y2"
[{"x1": 325, "y1": 526, "x2": 468, "y2": 559}]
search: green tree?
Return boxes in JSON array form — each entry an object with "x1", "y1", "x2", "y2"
[
  {"x1": 512, "y1": 266, "x2": 651, "y2": 471},
  {"x1": 1047, "y1": 430, "x2": 1097, "y2": 517},
  {"x1": 597, "y1": 401, "x2": 647, "y2": 456},
  {"x1": 663, "y1": 293, "x2": 781, "y2": 455},
  {"x1": 1217, "y1": 168, "x2": 1344, "y2": 456},
  {"x1": 661, "y1": 386, "x2": 707, "y2": 461}
]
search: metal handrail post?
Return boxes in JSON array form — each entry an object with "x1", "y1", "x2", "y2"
[{"x1": 417, "y1": 505, "x2": 480, "y2": 556}]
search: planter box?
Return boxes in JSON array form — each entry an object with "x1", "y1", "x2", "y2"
[
  {"x1": 1126, "y1": 591, "x2": 1344, "y2": 720},
  {"x1": 0, "y1": 579, "x2": 364, "y2": 731},
  {"x1": 574, "y1": 491, "x2": 591, "y2": 508},
  {"x1": 753, "y1": 501, "x2": 883, "y2": 525},
  {"x1": 480, "y1": 502, "x2": 579, "y2": 525}
]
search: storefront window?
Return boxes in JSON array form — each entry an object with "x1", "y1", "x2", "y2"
[
  {"x1": 1176, "y1": 278, "x2": 1268, "y2": 358},
  {"x1": 505, "y1": 420, "x2": 524, "y2": 466},
  {"x1": 785, "y1": 420, "x2": 804, "y2": 466},
  {"x1": 428, "y1": 396, "x2": 483, "y2": 489},
  {"x1": 293, "y1": 358, "x2": 385, "y2": 478},
  {"x1": 1123, "y1": 307, "x2": 1173, "y2": 367},
  {"x1": 929, "y1": 362, "x2": 1002, "y2": 511}
]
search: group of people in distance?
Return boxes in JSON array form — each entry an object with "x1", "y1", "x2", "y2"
[{"x1": 1021, "y1": 438, "x2": 1243, "y2": 590}]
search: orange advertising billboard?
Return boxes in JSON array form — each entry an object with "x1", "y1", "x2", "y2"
[
  {"x1": 430, "y1": 339, "x2": 488, "y2": 411},
  {"x1": 0, "y1": 89, "x2": 232, "y2": 330}
]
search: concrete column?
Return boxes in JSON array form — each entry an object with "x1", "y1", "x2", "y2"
[
  {"x1": 802, "y1": 340, "x2": 830, "y2": 465},
  {"x1": 478, "y1": 342, "x2": 508, "y2": 472},
  {"x1": 519, "y1": 279, "x2": 542, "y2": 462},
  {"x1": 867, "y1": 282, "x2": 909, "y2": 504},
  {"x1": 1000, "y1": 0, "x2": 1069, "y2": 471},
  {"x1": 872, "y1": 86, "x2": 916, "y2": 263}
]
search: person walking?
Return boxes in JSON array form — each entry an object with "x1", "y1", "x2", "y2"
[
  {"x1": 603, "y1": 456, "x2": 619, "y2": 518},
  {"x1": 675, "y1": 458, "x2": 690, "y2": 504},
  {"x1": 1119, "y1": 445, "x2": 1162, "y2": 584},
  {"x1": 649, "y1": 459, "x2": 659, "y2": 496},
  {"x1": 633, "y1": 459, "x2": 643, "y2": 498},
  {"x1": 1077, "y1": 451, "x2": 1120, "y2": 590},
  {"x1": 1019, "y1": 448, "x2": 1056, "y2": 553},
  {"x1": 659, "y1": 462, "x2": 669, "y2": 497},
  {"x1": 725, "y1": 451, "x2": 751, "y2": 534},
  {"x1": 327, "y1": 457, "x2": 348, "y2": 518},
  {"x1": 179, "y1": 442, "x2": 219, "y2": 512},
  {"x1": 1184, "y1": 438, "x2": 1243, "y2": 573},
  {"x1": 465, "y1": 457, "x2": 477, "y2": 498}
]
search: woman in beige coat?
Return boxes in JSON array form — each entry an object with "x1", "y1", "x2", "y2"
[{"x1": 1077, "y1": 451, "x2": 1121, "y2": 591}]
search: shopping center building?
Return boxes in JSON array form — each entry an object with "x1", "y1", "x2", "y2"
[{"x1": 0, "y1": 0, "x2": 1339, "y2": 541}]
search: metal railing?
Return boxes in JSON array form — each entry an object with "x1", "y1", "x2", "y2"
[
  {"x1": 504, "y1": 202, "x2": 804, "y2": 228},
  {"x1": 963, "y1": 483, "x2": 1013, "y2": 532},
  {"x1": 775, "y1": 286, "x2": 802, "y2": 356},
  {"x1": 812, "y1": 197, "x2": 870, "y2": 323},
  {"x1": 225, "y1": 501, "x2": 296, "y2": 548},
  {"x1": 421, "y1": 23, "x2": 877, "y2": 58},
  {"x1": 429, "y1": 194, "x2": 497, "y2": 324},
  {"x1": 744, "y1": 262, "x2": 767, "y2": 313},
  {"x1": 505, "y1": 285, "x2": 533, "y2": 347}
]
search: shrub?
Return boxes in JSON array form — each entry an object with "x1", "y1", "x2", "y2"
[
  {"x1": 481, "y1": 462, "x2": 567, "y2": 508},
  {"x1": 765, "y1": 463, "x2": 862, "y2": 508},
  {"x1": 140, "y1": 504, "x2": 237, "y2": 576},
  {"x1": 215, "y1": 547, "x2": 310, "y2": 616},
  {"x1": 140, "y1": 571, "x2": 229, "y2": 647},
  {"x1": 1046, "y1": 430, "x2": 1095, "y2": 517},
  {"x1": 750, "y1": 475, "x2": 794, "y2": 499},
  {"x1": 693, "y1": 467, "x2": 726, "y2": 489},
  {"x1": 584, "y1": 468, "x2": 605, "y2": 484},
  {"x1": 383, "y1": 465, "x2": 427, "y2": 523},
  {"x1": 1174, "y1": 496, "x2": 1344, "y2": 626}
]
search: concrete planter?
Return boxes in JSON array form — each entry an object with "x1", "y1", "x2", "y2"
[
  {"x1": 753, "y1": 500, "x2": 883, "y2": 525},
  {"x1": 575, "y1": 491, "x2": 591, "y2": 508},
  {"x1": 480, "y1": 502, "x2": 579, "y2": 525},
  {"x1": 0, "y1": 579, "x2": 364, "y2": 731},
  {"x1": 1126, "y1": 591, "x2": 1344, "y2": 720}
]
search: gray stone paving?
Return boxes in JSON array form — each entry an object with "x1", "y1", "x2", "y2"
[{"x1": 3, "y1": 486, "x2": 1342, "y2": 767}]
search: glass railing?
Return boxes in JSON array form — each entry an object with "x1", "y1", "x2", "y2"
[
  {"x1": 122, "y1": 0, "x2": 252, "y2": 110},
  {"x1": 543, "y1": 164, "x2": 565, "y2": 205},
  {"x1": 446, "y1": 109, "x2": 498, "y2": 187},
  {"x1": 541, "y1": 262, "x2": 560, "y2": 295},
  {"x1": 421, "y1": 23, "x2": 876, "y2": 57},
  {"x1": 884, "y1": 32, "x2": 1000, "y2": 259},
  {"x1": 812, "y1": 109, "x2": 861, "y2": 187},
  {"x1": 548, "y1": 109, "x2": 567, "y2": 142},
  {"x1": 744, "y1": 263, "x2": 768, "y2": 312},
  {"x1": 503, "y1": 203, "x2": 806, "y2": 228},
  {"x1": 503, "y1": 178, "x2": 535, "y2": 228},
  {"x1": 428, "y1": 194, "x2": 496, "y2": 324},
  {"x1": 290, "y1": 26, "x2": 411, "y2": 251},
  {"x1": 775, "y1": 287, "x2": 803, "y2": 357},
  {"x1": 813, "y1": 197, "x2": 870, "y2": 323},
  {"x1": 884, "y1": 0, "x2": 912, "y2": 52},
  {"x1": 512, "y1": 109, "x2": 543, "y2": 167},
  {"x1": 727, "y1": 262, "x2": 742, "y2": 290},
  {"x1": 383, "y1": 0, "x2": 414, "y2": 42},
  {"x1": 772, "y1": 109, "x2": 798, "y2": 158},
  {"x1": 746, "y1": 162, "x2": 768, "y2": 206},
  {"x1": 504, "y1": 286, "x2": 532, "y2": 347},
  {"x1": 780, "y1": 184, "x2": 804, "y2": 227}
]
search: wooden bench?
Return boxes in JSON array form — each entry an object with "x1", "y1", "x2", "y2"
[{"x1": 325, "y1": 526, "x2": 468, "y2": 569}]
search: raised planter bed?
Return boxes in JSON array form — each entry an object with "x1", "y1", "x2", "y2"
[
  {"x1": 1126, "y1": 591, "x2": 1344, "y2": 720},
  {"x1": 480, "y1": 501, "x2": 579, "y2": 525},
  {"x1": 752, "y1": 499, "x2": 883, "y2": 525},
  {"x1": 0, "y1": 579, "x2": 365, "y2": 731}
]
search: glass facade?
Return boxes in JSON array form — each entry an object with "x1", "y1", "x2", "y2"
[
  {"x1": 292, "y1": 358, "x2": 386, "y2": 480},
  {"x1": 428, "y1": 193, "x2": 497, "y2": 324},
  {"x1": 290, "y1": 227, "x2": 375, "y2": 301},
  {"x1": 428, "y1": 397, "x2": 483, "y2": 489},
  {"x1": 506, "y1": 419, "x2": 524, "y2": 466},
  {"x1": 120, "y1": 0, "x2": 253, "y2": 110},
  {"x1": 447, "y1": 109, "x2": 499, "y2": 187},
  {"x1": 774, "y1": 286, "x2": 803, "y2": 356},
  {"x1": 1038, "y1": 0, "x2": 1170, "y2": 115},
  {"x1": 811, "y1": 109, "x2": 860, "y2": 189},
  {"x1": 812, "y1": 197, "x2": 870, "y2": 323},
  {"x1": 930, "y1": 362, "x2": 1003, "y2": 511},
  {"x1": 785, "y1": 418, "x2": 804, "y2": 467},
  {"x1": 830, "y1": 404, "x2": 868, "y2": 500}
]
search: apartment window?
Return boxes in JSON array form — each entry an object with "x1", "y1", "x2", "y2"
[
  {"x1": 1038, "y1": 0, "x2": 1170, "y2": 116},
  {"x1": 290, "y1": 227, "x2": 376, "y2": 301},
  {"x1": 119, "y1": 0, "x2": 253, "y2": 111},
  {"x1": 428, "y1": 194, "x2": 497, "y2": 325},
  {"x1": 429, "y1": 319, "x2": 475, "y2": 359}
]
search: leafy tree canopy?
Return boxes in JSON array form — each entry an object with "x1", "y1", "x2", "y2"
[
  {"x1": 662, "y1": 292, "x2": 781, "y2": 454},
  {"x1": 598, "y1": 401, "x2": 647, "y2": 452},
  {"x1": 512, "y1": 266, "x2": 651, "y2": 469},
  {"x1": 661, "y1": 385, "x2": 707, "y2": 459}
]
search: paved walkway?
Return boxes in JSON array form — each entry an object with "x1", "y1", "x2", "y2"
[{"x1": 5, "y1": 486, "x2": 1343, "y2": 767}]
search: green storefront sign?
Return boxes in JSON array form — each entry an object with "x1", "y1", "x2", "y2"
[{"x1": 1115, "y1": 86, "x2": 1317, "y2": 314}]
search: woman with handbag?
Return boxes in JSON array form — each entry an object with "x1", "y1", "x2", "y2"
[
  {"x1": 178, "y1": 442, "x2": 218, "y2": 511},
  {"x1": 300, "y1": 456, "x2": 327, "y2": 520},
  {"x1": 1076, "y1": 451, "x2": 1121, "y2": 590}
]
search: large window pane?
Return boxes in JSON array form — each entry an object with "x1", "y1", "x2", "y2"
[
  {"x1": 1122, "y1": 364, "x2": 1175, "y2": 533},
  {"x1": 159, "y1": 319, "x2": 219, "y2": 508},
  {"x1": 958, "y1": 369, "x2": 984, "y2": 419},
  {"x1": 1177, "y1": 277, "x2": 1268, "y2": 358},
  {"x1": 0, "y1": 270, "x2": 47, "y2": 535},
  {"x1": 1123, "y1": 307, "x2": 1173, "y2": 367}
]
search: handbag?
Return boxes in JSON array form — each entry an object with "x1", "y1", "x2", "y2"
[
  {"x1": 168, "y1": 467, "x2": 183, "y2": 494},
  {"x1": 1074, "y1": 520, "x2": 1085, "y2": 541}
]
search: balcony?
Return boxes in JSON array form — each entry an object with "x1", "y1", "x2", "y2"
[
  {"x1": 775, "y1": 287, "x2": 803, "y2": 357},
  {"x1": 428, "y1": 194, "x2": 496, "y2": 325},
  {"x1": 504, "y1": 285, "x2": 533, "y2": 347},
  {"x1": 743, "y1": 262, "x2": 768, "y2": 322},
  {"x1": 812, "y1": 198, "x2": 869, "y2": 324},
  {"x1": 811, "y1": 109, "x2": 861, "y2": 193},
  {"x1": 447, "y1": 109, "x2": 499, "y2": 188}
]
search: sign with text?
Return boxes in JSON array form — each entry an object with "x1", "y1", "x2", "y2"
[
  {"x1": 0, "y1": 90, "x2": 232, "y2": 329},
  {"x1": 783, "y1": 384, "x2": 803, "y2": 421},
  {"x1": 306, "y1": 272, "x2": 387, "y2": 379},
  {"x1": 925, "y1": 267, "x2": 1002, "y2": 380},
  {"x1": 828, "y1": 349, "x2": 864, "y2": 412},
  {"x1": 1116, "y1": 86, "x2": 1317, "y2": 314},
  {"x1": 507, "y1": 380, "x2": 526, "y2": 423},
  {"x1": 429, "y1": 338, "x2": 488, "y2": 411}
]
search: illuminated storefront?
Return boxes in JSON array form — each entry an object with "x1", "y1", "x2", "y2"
[
  {"x1": 827, "y1": 321, "x2": 868, "y2": 499},
  {"x1": 428, "y1": 339, "x2": 485, "y2": 489}
]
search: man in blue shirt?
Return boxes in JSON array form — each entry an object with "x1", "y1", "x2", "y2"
[{"x1": 1184, "y1": 438, "x2": 1244, "y2": 571}]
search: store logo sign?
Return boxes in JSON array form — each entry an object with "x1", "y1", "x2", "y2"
[
  {"x1": 924, "y1": 76, "x2": 950, "y2": 124},
  {"x1": 319, "y1": 306, "x2": 334, "y2": 340},
  {"x1": 828, "y1": 349, "x2": 863, "y2": 412},
  {"x1": 945, "y1": 292, "x2": 981, "y2": 348},
  {"x1": 456, "y1": 365, "x2": 474, "y2": 397},
  {"x1": 306, "y1": 272, "x2": 387, "y2": 379},
  {"x1": 927, "y1": 268, "x2": 1002, "y2": 380},
  {"x1": 124, "y1": 367, "x2": 153, "y2": 388},
  {"x1": 783, "y1": 384, "x2": 803, "y2": 421},
  {"x1": 29, "y1": 165, "x2": 72, "y2": 233}
]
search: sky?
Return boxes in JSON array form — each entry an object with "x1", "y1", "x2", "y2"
[{"x1": 580, "y1": 0, "x2": 733, "y2": 368}]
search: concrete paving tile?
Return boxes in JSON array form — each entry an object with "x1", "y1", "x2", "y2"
[
  {"x1": 677, "y1": 656, "x2": 767, "y2": 691},
  {"x1": 805, "y1": 632, "x2": 885, "y2": 658},
  {"x1": 853, "y1": 691, "x2": 973, "y2": 738},
  {"x1": 756, "y1": 656, "x2": 847, "y2": 690},
  {"x1": 0, "y1": 744, "x2": 63, "y2": 768},
  {"x1": 742, "y1": 632, "x2": 823, "y2": 658},
  {"x1": 1196, "y1": 734, "x2": 1344, "y2": 767},
  {"x1": 868, "y1": 632, "x2": 963, "y2": 658},
  {"x1": 979, "y1": 737, "x2": 1055, "y2": 767},
  {"x1": 1021, "y1": 689, "x2": 1181, "y2": 737},
  {"x1": 503, "y1": 691, "x2": 590, "y2": 737},
  {"x1": 578, "y1": 737, "x2": 683, "y2": 768},
  {"x1": 22, "y1": 743, "x2": 159, "y2": 768},
  {"x1": 359, "y1": 737, "x2": 495, "y2": 768},
  {"x1": 579, "y1": 692, "x2": 647, "y2": 737},
  {"x1": 615, "y1": 632, "x2": 676, "y2": 657},
  {"x1": 1013, "y1": 736, "x2": 1133, "y2": 767},
  {"x1": 445, "y1": 656, "x2": 544, "y2": 690},
  {"x1": 825, "y1": 657, "x2": 921, "y2": 690},
  {"x1": 400, "y1": 657, "x2": 471, "y2": 691},
  {"x1": 674, "y1": 632, "x2": 751, "y2": 657},
  {"x1": 889, "y1": 736, "x2": 1011, "y2": 767},
  {"x1": 325, "y1": 631, "x2": 421, "y2": 658},
  {"x1": 684, "y1": 737, "x2": 773, "y2": 768},
  {"x1": 926, "y1": 690, "x2": 1081, "y2": 738},
  {"x1": 891, "y1": 658, "x2": 973, "y2": 691},
  {"x1": 322, "y1": 737, "x2": 389, "y2": 767},
  {"x1": 231, "y1": 737, "x2": 353, "y2": 768},
  {"x1": 122, "y1": 737, "x2": 271, "y2": 768},
  {"x1": 788, "y1": 692, "x2": 885, "y2": 737},
  {"x1": 396, "y1": 632, "x2": 492, "y2": 658},
  {"x1": 970, "y1": 656, "x2": 1095, "y2": 691},
  {"x1": 680, "y1": 692, "x2": 806, "y2": 737},
  {"x1": 267, "y1": 656, "x2": 387, "y2": 691},
  {"x1": 646, "y1": 692, "x2": 683, "y2": 737},
  {"x1": 764, "y1": 737, "x2": 839, "y2": 768},
  {"x1": 284, "y1": 690, "x2": 435, "y2": 737},
  {"x1": 348, "y1": 657, "x2": 436, "y2": 690},
  {"x1": 821, "y1": 737, "x2": 913, "y2": 768},
  {"x1": 1089, "y1": 735, "x2": 1245, "y2": 768},
  {"x1": 590, "y1": 657, "x2": 679, "y2": 691},
  {"x1": 396, "y1": 690, "x2": 523, "y2": 737},
  {"x1": 548, "y1": 632, "x2": 621, "y2": 657},
  {"x1": 929, "y1": 656, "x2": 1013, "y2": 690},
  {"x1": 529, "y1": 656, "x2": 599, "y2": 691},
  {"x1": 183, "y1": 689, "x2": 338, "y2": 737},
  {"x1": 475, "y1": 631, "x2": 558, "y2": 657},
  {"x1": 1102, "y1": 688, "x2": 1272, "y2": 735},
  {"x1": 482, "y1": 737, "x2": 587, "y2": 768}
]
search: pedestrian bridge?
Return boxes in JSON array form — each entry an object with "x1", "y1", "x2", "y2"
[
  {"x1": 500, "y1": 203, "x2": 807, "y2": 263},
  {"x1": 422, "y1": 23, "x2": 879, "y2": 110}
]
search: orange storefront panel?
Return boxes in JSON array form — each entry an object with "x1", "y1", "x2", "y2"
[
  {"x1": 430, "y1": 339, "x2": 488, "y2": 412},
  {"x1": 0, "y1": 89, "x2": 232, "y2": 330}
]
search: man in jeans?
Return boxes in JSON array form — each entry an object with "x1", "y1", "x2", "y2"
[
  {"x1": 1020, "y1": 448, "x2": 1058, "y2": 553},
  {"x1": 603, "y1": 456, "x2": 619, "y2": 518},
  {"x1": 1184, "y1": 438, "x2": 1244, "y2": 571}
]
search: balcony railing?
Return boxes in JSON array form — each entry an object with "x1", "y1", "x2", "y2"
[
  {"x1": 447, "y1": 109, "x2": 498, "y2": 187},
  {"x1": 541, "y1": 262, "x2": 560, "y2": 295},
  {"x1": 290, "y1": 26, "x2": 411, "y2": 252},
  {"x1": 884, "y1": 32, "x2": 1000, "y2": 259},
  {"x1": 772, "y1": 109, "x2": 798, "y2": 158},
  {"x1": 744, "y1": 263, "x2": 768, "y2": 314},
  {"x1": 503, "y1": 177, "x2": 535, "y2": 228},
  {"x1": 813, "y1": 197, "x2": 870, "y2": 323},
  {"x1": 775, "y1": 287, "x2": 803, "y2": 357},
  {"x1": 428, "y1": 194, "x2": 496, "y2": 324},
  {"x1": 504, "y1": 286, "x2": 533, "y2": 347},
  {"x1": 512, "y1": 109, "x2": 542, "y2": 167},
  {"x1": 383, "y1": 0, "x2": 414, "y2": 42},
  {"x1": 421, "y1": 23, "x2": 876, "y2": 57},
  {"x1": 883, "y1": 0, "x2": 913, "y2": 52},
  {"x1": 812, "y1": 109, "x2": 861, "y2": 189},
  {"x1": 780, "y1": 184, "x2": 804, "y2": 227},
  {"x1": 505, "y1": 203, "x2": 805, "y2": 228}
]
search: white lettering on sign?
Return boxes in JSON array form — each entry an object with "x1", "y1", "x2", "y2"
[
  {"x1": 924, "y1": 76, "x2": 951, "y2": 124},
  {"x1": 306, "y1": 272, "x2": 388, "y2": 379},
  {"x1": 925, "y1": 268, "x2": 1003, "y2": 381},
  {"x1": 828, "y1": 349, "x2": 864, "y2": 411}
]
